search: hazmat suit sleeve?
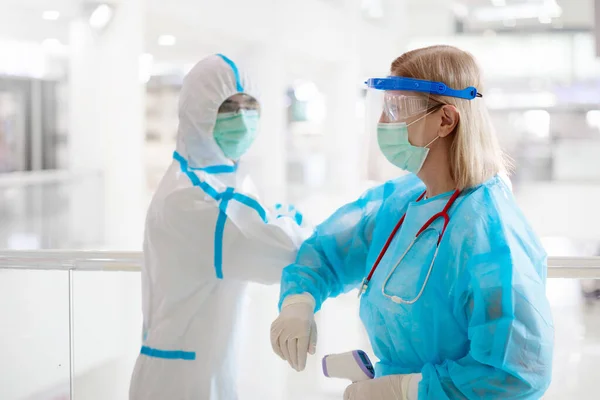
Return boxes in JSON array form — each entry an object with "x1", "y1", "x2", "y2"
[
  {"x1": 279, "y1": 175, "x2": 423, "y2": 311},
  {"x1": 163, "y1": 184, "x2": 312, "y2": 286},
  {"x1": 221, "y1": 198, "x2": 313, "y2": 284},
  {"x1": 419, "y1": 215, "x2": 554, "y2": 399}
]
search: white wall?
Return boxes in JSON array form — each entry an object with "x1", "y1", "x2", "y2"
[
  {"x1": 516, "y1": 183, "x2": 600, "y2": 242},
  {"x1": 553, "y1": 141, "x2": 600, "y2": 181}
]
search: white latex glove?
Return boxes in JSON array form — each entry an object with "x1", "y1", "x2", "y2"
[
  {"x1": 273, "y1": 203, "x2": 303, "y2": 223},
  {"x1": 344, "y1": 373, "x2": 422, "y2": 400},
  {"x1": 270, "y1": 293, "x2": 317, "y2": 372}
]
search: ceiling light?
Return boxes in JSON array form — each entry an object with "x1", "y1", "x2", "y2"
[
  {"x1": 491, "y1": 0, "x2": 506, "y2": 6},
  {"x1": 586, "y1": 110, "x2": 600, "y2": 129},
  {"x1": 158, "y1": 35, "x2": 177, "y2": 46},
  {"x1": 89, "y1": 4, "x2": 114, "y2": 30},
  {"x1": 42, "y1": 10, "x2": 60, "y2": 21},
  {"x1": 474, "y1": 2, "x2": 562, "y2": 22},
  {"x1": 503, "y1": 18, "x2": 516, "y2": 27},
  {"x1": 538, "y1": 15, "x2": 552, "y2": 24}
]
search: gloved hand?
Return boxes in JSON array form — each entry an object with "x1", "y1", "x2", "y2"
[
  {"x1": 273, "y1": 203, "x2": 305, "y2": 226},
  {"x1": 343, "y1": 373, "x2": 422, "y2": 400},
  {"x1": 270, "y1": 293, "x2": 317, "y2": 372}
]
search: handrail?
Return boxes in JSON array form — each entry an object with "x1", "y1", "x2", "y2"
[
  {"x1": 0, "y1": 250, "x2": 142, "y2": 272},
  {"x1": 0, "y1": 169, "x2": 101, "y2": 188},
  {"x1": 0, "y1": 250, "x2": 600, "y2": 278},
  {"x1": 547, "y1": 257, "x2": 600, "y2": 279}
]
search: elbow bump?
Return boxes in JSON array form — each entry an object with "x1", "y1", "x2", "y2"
[{"x1": 510, "y1": 363, "x2": 553, "y2": 398}]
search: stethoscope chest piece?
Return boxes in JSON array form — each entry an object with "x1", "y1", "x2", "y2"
[{"x1": 358, "y1": 278, "x2": 369, "y2": 298}]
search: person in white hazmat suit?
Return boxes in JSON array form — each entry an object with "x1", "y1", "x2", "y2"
[{"x1": 129, "y1": 54, "x2": 312, "y2": 400}]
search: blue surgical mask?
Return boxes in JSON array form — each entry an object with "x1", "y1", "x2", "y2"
[
  {"x1": 377, "y1": 114, "x2": 439, "y2": 174},
  {"x1": 213, "y1": 110, "x2": 260, "y2": 160}
]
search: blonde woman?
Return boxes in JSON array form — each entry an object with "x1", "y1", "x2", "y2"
[{"x1": 270, "y1": 45, "x2": 553, "y2": 399}]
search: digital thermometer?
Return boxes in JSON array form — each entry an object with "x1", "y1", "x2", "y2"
[{"x1": 322, "y1": 350, "x2": 375, "y2": 382}]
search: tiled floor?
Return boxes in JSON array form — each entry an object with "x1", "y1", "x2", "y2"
[{"x1": 1, "y1": 180, "x2": 600, "y2": 399}]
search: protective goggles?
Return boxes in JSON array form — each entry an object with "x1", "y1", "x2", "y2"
[
  {"x1": 218, "y1": 93, "x2": 260, "y2": 114},
  {"x1": 383, "y1": 93, "x2": 430, "y2": 121}
]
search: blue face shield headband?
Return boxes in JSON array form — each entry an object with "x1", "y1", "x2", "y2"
[{"x1": 365, "y1": 76, "x2": 482, "y2": 100}]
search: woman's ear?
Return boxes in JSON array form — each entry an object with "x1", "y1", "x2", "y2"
[{"x1": 438, "y1": 105, "x2": 459, "y2": 138}]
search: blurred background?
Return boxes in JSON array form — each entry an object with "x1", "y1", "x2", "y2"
[{"x1": 0, "y1": 0, "x2": 599, "y2": 399}]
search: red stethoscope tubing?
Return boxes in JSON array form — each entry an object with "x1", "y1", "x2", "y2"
[{"x1": 363, "y1": 189, "x2": 461, "y2": 285}]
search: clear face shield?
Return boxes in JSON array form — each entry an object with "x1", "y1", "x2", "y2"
[{"x1": 365, "y1": 76, "x2": 480, "y2": 173}]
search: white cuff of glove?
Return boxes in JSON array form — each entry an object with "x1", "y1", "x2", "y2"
[
  {"x1": 407, "y1": 373, "x2": 422, "y2": 400},
  {"x1": 282, "y1": 293, "x2": 316, "y2": 311},
  {"x1": 343, "y1": 372, "x2": 422, "y2": 400}
]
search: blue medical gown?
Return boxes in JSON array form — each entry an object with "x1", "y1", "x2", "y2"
[{"x1": 279, "y1": 175, "x2": 554, "y2": 399}]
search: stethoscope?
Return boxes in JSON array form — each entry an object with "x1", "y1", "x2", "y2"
[{"x1": 358, "y1": 189, "x2": 461, "y2": 304}]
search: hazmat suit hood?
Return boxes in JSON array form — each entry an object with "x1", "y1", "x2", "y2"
[{"x1": 175, "y1": 54, "x2": 260, "y2": 168}]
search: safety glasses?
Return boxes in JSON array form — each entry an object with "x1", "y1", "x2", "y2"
[
  {"x1": 218, "y1": 93, "x2": 260, "y2": 114},
  {"x1": 383, "y1": 93, "x2": 430, "y2": 122}
]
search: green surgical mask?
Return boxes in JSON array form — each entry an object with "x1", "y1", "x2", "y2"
[
  {"x1": 213, "y1": 110, "x2": 260, "y2": 160},
  {"x1": 377, "y1": 112, "x2": 438, "y2": 174}
]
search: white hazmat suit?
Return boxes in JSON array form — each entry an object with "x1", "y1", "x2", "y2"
[{"x1": 129, "y1": 54, "x2": 312, "y2": 400}]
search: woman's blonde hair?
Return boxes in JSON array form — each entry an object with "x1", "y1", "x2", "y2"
[{"x1": 391, "y1": 45, "x2": 510, "y2": 190}]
